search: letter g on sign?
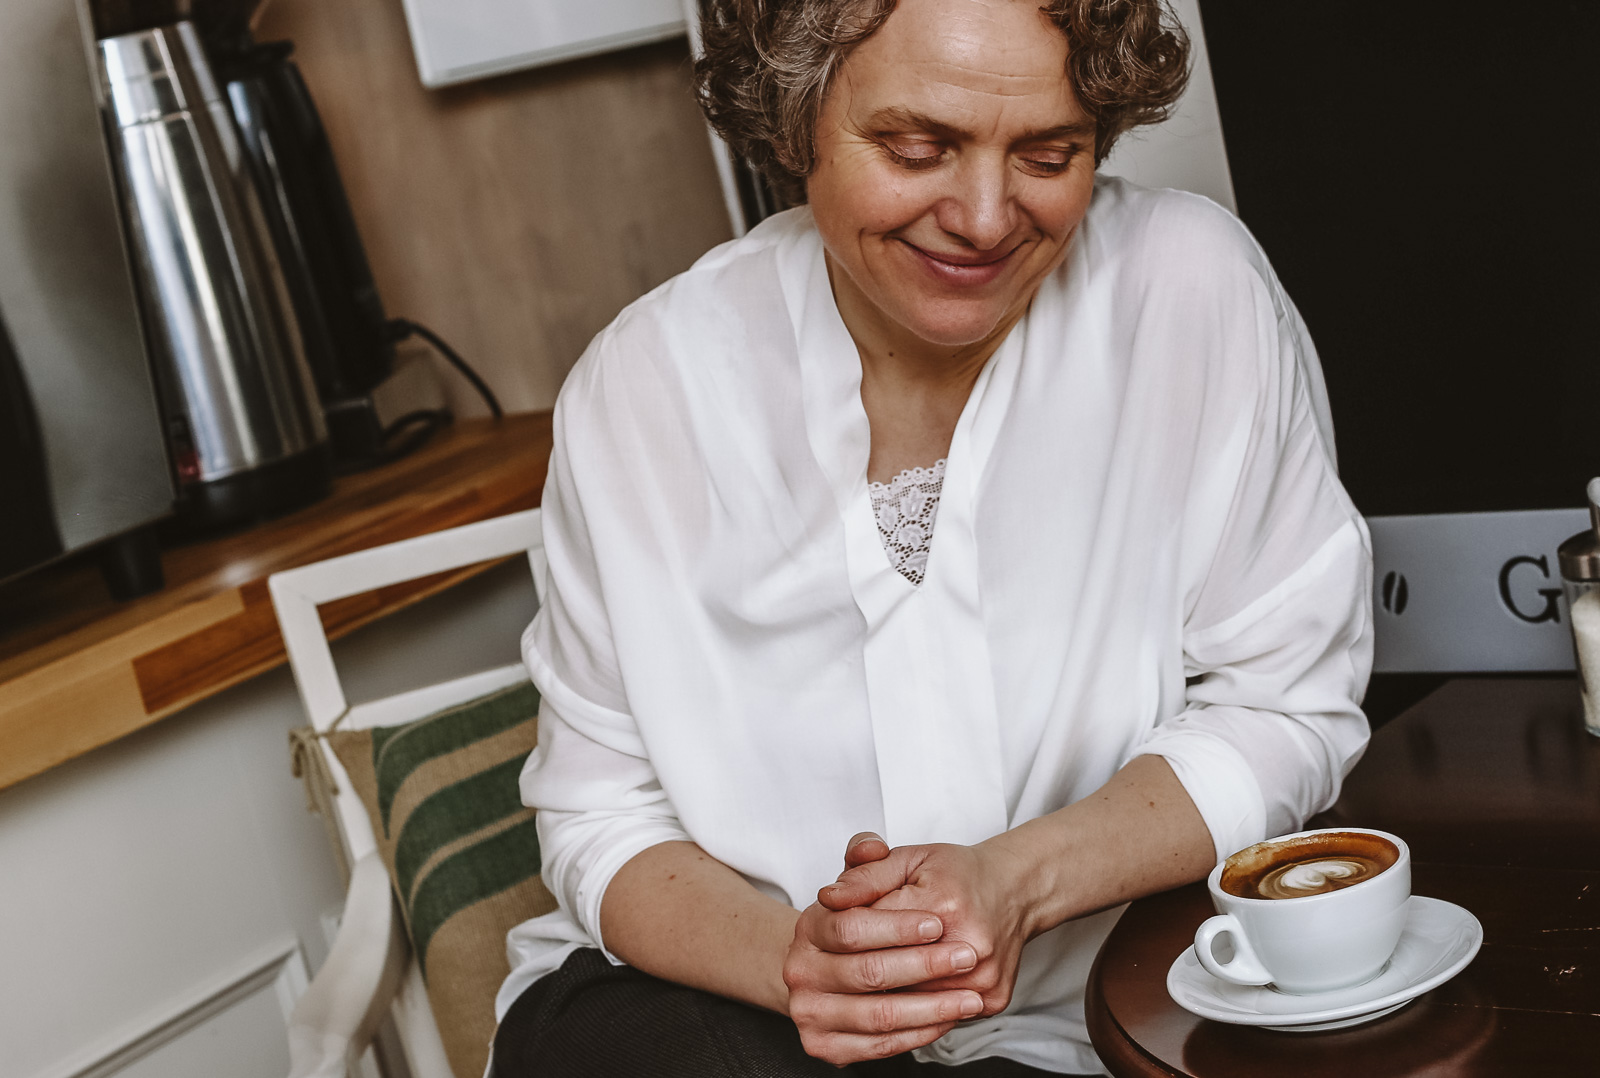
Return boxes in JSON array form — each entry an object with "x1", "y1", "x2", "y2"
[{"x1": 1498, "y1": 555, "x2": 1563, "y2": 624}]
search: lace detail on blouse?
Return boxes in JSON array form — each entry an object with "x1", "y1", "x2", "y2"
[{"x1": 868, "y1": 459, "x2": 947, "y2": 586}]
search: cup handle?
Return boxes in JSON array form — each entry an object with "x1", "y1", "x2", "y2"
[{"x1": 1194, "y1": 914, "x2": 1274, "y2": 986}]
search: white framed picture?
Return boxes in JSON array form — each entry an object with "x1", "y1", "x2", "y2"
[{"x1": 398, "y1": 0, "x2": 686, "y2": 88}]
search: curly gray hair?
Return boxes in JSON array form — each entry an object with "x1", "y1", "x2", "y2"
[{"x1": 694, "y1": 0, "x2": 1191, "y2": 205}]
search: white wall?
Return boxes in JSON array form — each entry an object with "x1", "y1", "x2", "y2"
[
  {"x1": 1099, "y1": 0, "x2": 1236, "y2": 212},
  {"x1": 0, "y1": 561, "x2": 537, "y2": 1078}
]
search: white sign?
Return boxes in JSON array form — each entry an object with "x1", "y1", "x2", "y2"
[{"x1": 1369, "y1": 509, "x2": 1592, "y2": 673}]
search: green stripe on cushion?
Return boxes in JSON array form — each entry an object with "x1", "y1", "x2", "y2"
[
  {"x1": 369, "y1": 723, "x2": 406, "y2": 768},
  {"x1": 393, "y1": 755, "x2": 529, "y2": 903},
  {"x1": 374, "y1": 682, "x2": 539, "y2": 834},
  {"x1": 410, "y1": 813, "x2": 542, "y2": 976}
]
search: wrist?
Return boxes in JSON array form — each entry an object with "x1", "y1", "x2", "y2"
[
  {"x1": 978, "y1": 820, "x2": 1068, "y2": 940},
  {"x1": 768, "y1": 910, "x2": 800, "y2": 1016}
]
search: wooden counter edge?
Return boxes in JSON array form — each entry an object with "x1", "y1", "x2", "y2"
[{"x1": 0, "y1": 414, "x2": 550, "y2": 793}]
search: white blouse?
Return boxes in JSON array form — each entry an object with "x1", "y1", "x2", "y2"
[{"x1": 499, "y1": 177, "x2": 1374, "y2": 1074}]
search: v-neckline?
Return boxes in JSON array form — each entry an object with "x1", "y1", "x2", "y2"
[
  {"x1": 780, "y1": 217, "x2": 1027, "y2": 597},
  {"x1": 778, "y1": 212, "x2": 1025, "y2": 847}
]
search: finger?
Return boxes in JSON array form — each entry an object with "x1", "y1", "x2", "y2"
[
  {"x1": 805, "y1": 987, "x2": 983, "y2": 1037},
  {"x1": 913, "y1": 973, "x2": 1010, "y2": 1016},
  {"x1": 816, "y1": 940, "x2": 980, "y2": 993},
  {"x1": 820, "y1": 852, "x2": 916, "y2": 911},
  {"x1": 802, "y1": 1021, "x2": 962, "y2": 1067},
  {"x1": 804, "y1": 905, "x2": 944, "y2": 953},
  {"x1": 843, "y1": 831, "x2": 891, "y2": 869}
]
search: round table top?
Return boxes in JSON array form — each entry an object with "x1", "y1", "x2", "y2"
[{"x1": 1086, "y1": 677, "x2": 1600, "y2": 1077}]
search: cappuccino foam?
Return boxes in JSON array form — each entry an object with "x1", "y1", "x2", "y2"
[
  {"x1": 1220, "y1": 831, "x2": 1399, "y2": 901},
  {"x1": 1253, "y1": 855, "x2": 1388, "y2": 899}
]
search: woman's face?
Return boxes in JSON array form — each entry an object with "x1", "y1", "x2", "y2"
[{"x1": 807, "y1": 0, "x2": 1096, "y2": 350}]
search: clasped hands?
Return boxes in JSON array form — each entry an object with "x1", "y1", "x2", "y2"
[{"x1": 783, "y1": 831, "x2": 1037, "y2": 1065}]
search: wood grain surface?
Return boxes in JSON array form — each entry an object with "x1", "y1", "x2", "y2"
[
  {"x1": 0, "y1": 413, "x2": 551, "y2": 792},
  {"x1": 254, "y1": 0, "x2": 733, "y2": 419},
  {"x1": 1088, "y1": 677, "x2": 1600, "y2": 1077}
]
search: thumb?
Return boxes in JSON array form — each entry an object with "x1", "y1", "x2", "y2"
[
  {"x1": 843, "y1": 831, "x2": 890, "y2": 870},
  {"x1": 819, "y1": 847, "x2": 915, "y2": 911}
]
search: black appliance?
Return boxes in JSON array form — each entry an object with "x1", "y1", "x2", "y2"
[
  {"x1": 0, "y1": 0, "x2": 174, "y2": 598},
  {"x1": 210, "y1": 33, "x2": 398, "y2": 463},
  {"x1": 191, "y1": 2, "x2": 500, "y2": 471},
  {"x1": 0, "y1": 314, "x2": 62, "y2": 581},
  {"x1": 203, "y1": 18, "x2": 502, "y2": 469}
]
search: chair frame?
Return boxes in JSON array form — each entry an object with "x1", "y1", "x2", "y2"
[{"x1": 269, "y1": 509, "x2": 545, "y2": 1078}]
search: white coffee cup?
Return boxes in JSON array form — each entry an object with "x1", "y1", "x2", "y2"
[{"x1": 1194, "y1": 827, "x2": 1411, "y2": 995}]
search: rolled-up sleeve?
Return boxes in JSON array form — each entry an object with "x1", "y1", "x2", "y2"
[
  {"x1": 1141, "y1": 519, "x2": 1372, "y2": 863},
  {"x1": 519, "y1": 391, "x2": 691, "y2": 962},
  {"x1": 1136, "y1": 262, "x2": 1374, "y2": 866}
]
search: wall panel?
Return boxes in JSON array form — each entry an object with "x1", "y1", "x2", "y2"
[{"x1": 255, "y1": 0, "x2": 733, "y2": 418}]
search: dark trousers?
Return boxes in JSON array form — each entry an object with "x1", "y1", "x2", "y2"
[{"x1": 493, "y1": 948, "x2": 1093, "y2": 1077}]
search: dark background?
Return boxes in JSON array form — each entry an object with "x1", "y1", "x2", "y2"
[{"x1": 1200, "y1": 2, "x2": 1598, "y2": 518}]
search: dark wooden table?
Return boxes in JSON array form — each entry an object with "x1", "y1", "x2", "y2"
[{"x1": 1087, "y1": 678, "x2": 1600, "y2": 1076}]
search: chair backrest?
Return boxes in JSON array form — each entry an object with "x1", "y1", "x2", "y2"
[
  {"x1": 271, "y1": 508, "x2": 545, "y2": 861},
  {"x1": 269, "y1": 508, "x2": 544, "y2": 1078}
]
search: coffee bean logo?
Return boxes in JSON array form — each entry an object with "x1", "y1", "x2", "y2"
[{"x1": 1380, "y1": 570, "x2": 1409, "y2": 615}]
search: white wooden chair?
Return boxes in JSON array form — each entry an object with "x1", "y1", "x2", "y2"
[{"x1": 268, "y1": 509, "x2": 545, "y2": 1078}]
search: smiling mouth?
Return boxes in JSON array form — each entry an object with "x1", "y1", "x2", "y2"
[
  {"x1": 901, "y1": 240, "x2": 1016, "y2": 268},
  {"x1": 898, "y1": 238, "x2": 1020, "y2": 286}
]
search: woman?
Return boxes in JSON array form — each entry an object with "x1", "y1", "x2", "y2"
[{"x1": 493, "y1": 0, "x2": 1373, "y2": 1074}]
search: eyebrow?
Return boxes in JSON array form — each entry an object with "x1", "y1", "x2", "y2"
[{"x1": 863, "y1": 107, "x2": 1096, "y2": 144}]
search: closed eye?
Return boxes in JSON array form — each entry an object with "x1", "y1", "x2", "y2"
[
  {"x1": 883, "y1": 141, "x2": 945, "y2": 170},
  {"x1": 1019, "y1": 147, "x2": 1083, "y2": 177}
]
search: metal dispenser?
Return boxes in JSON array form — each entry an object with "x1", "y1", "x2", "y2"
[{"x1": 97, "y1": 19, "x2": 328, "y2": 528}]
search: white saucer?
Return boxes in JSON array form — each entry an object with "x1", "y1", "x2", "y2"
[{"x1": 1166, "y1": 895, "x2": 1482, "y2": 1032}]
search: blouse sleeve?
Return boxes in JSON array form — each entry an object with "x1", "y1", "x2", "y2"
[
  {"x1": 519, "y1": 386, "x2": 691, "y2": 962},
  {"x1": 1134, "y1": 255, "x2": 1375, "y2": 867}
]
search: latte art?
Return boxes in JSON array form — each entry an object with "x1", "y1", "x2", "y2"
[
  {"x1": 1219, "y1": 830, "x2": 1400, "y2": 901},
  {"x1": 1257, "y1": 856, "x2": 1386, "y2": 899}
]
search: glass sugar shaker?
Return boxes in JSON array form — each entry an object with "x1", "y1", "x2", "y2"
[{"x1": 1558, "y1": 477, "x2": 1600, "y2": 737}]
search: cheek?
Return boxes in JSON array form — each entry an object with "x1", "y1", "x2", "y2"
[
  {"x1": 1029, "y1": 173, "x2": 1096, "y2": 238},
  {"x1": 811, "y1": 156, "x2": 937, "y2": 238},
  {"x1": 852, "y1": 182, "x2": 934, "y2": 236}
]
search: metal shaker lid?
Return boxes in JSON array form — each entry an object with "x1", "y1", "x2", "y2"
[
  {"x1": 99, "y1": 22, "x2": 222, "y2": 128},
  {"x1": 1560, "y1": 529, "x2": 1600, "y2": 582},
  {"x1": 1558, "y1": 477, "x2": 1600, "y2": 581}
]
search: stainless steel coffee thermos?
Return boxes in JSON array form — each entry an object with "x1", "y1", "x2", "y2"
[{"x1": 98, "y1": 20, "x2": 329, "y2": 528}]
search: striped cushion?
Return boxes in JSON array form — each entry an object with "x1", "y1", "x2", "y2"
[{"x1": 328, "y1": 681, "x2": 556, "y2": 1078}]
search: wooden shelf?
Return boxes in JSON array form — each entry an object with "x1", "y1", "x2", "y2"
[{"x1": 0, "y1": 412, "x2": 552, "y2": 792}]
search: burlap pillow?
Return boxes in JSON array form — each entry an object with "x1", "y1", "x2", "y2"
[{"x1": 327, "y1": 681, "x2": 557, "y2": 1078}]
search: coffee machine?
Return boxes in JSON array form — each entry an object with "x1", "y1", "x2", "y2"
[
  {"x1": 97, "y1": 14, "x2": 332, "y2": 529},
  {"x1": 89, "y1": 1, "x2": 499, "y2": 532}
]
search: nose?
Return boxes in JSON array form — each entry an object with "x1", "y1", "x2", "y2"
[{"x1": 935, "y1": 153, "x2": 1017, "y2": 251}]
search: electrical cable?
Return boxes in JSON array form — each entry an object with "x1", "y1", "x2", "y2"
[
  {"x1": 383, "y1": 407, "x2": 453, "y2": 457},
  {"x1": 385, "y1": 317, "x2": 504, "y2": 419},
  {"x1": 329, "y1": 407, "x2": 453, "y2": 475},
  {"x1": 330, "y1": 319, "x2": 500, "y2": 474}
]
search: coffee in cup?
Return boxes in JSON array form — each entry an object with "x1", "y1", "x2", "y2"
[
  {"x1": 1220, "y1": 829, "x2": 1400, "y2": 900},
  {"x1": 1194, "y1": 827, "x2": 1411, "y2": 994}
]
